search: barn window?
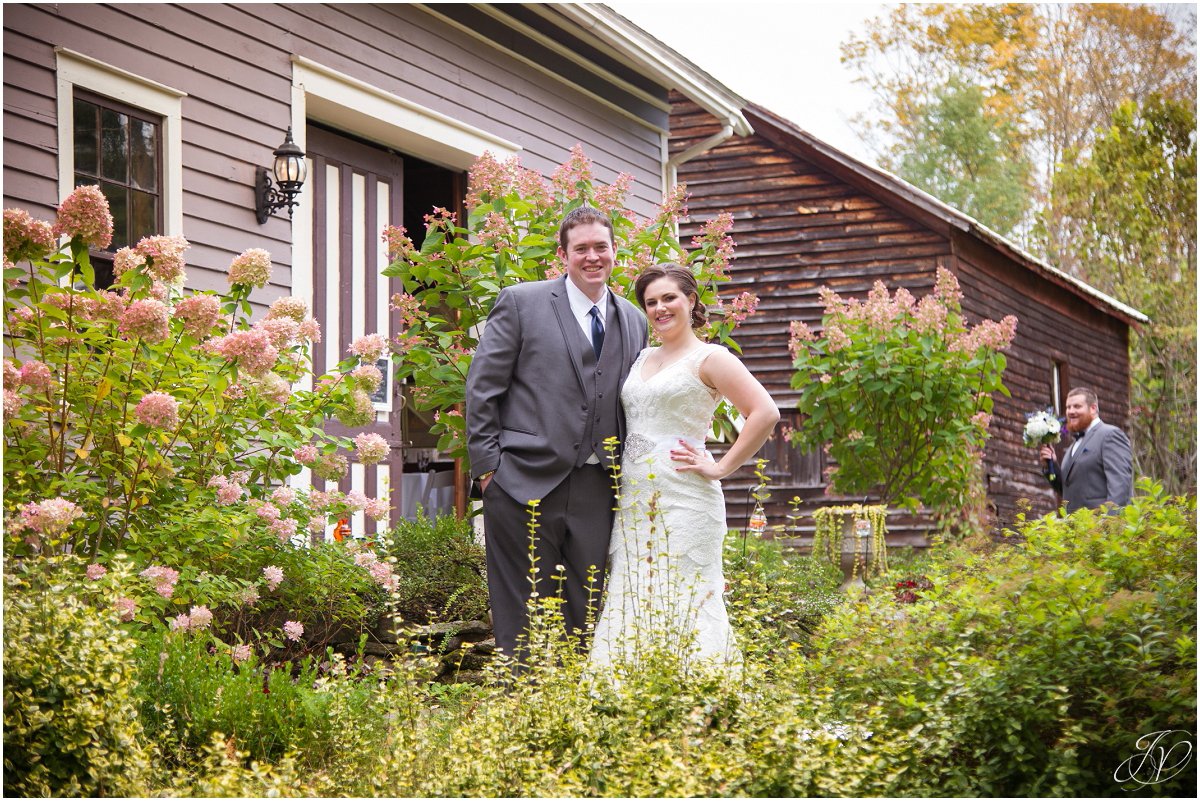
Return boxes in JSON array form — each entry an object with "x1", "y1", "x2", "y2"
[
  {"x1": 766, "y1": 411, "x2": 823, "y2": 487},
  {"x1": 1052, "y1": 360, "x2": 1068, "y2": 416},
  {"x1": 72, "y1": 91, "x2": 163, "y2": 286}
]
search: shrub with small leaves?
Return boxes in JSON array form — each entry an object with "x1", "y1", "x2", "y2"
[{"x1": 3, "y1": 559, "x2": 153, "y2": 797}]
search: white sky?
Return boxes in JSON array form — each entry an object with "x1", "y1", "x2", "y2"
[{"x1": 605, "y1": 0, "x2": 887, "y2": 164}]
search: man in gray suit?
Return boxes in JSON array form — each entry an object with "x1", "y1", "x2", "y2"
[
  {"x1": 465, "y1": 206, "x2": 648, "y2": 662},
  {"x1": 1039, "y1": 387, "x2": 1134, "y2": 512}
]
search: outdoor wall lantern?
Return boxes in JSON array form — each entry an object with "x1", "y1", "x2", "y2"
[{"x1": 255, "y1": 127, "x2": 308, "y2": 224}]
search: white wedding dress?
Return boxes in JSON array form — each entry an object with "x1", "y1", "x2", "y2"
[{"x1": 590, "y1": 343, "x2": 741, "y2": 671}]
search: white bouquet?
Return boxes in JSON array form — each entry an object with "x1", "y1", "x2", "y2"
[{"x1": 1023, "y1": 409, "x2": 1062, "y2": 448}]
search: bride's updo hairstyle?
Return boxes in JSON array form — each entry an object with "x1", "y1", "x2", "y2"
[{"x1": 634, "y1": 263, "x2": 708, "y2": 330}]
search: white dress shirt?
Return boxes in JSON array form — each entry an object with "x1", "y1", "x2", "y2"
[
  {"x1": 1066, "y1": 417, "x2": 1101, "y2": 463},
  {"x1": 564, "y1": 275, "x2": 609, "y2": 342}
]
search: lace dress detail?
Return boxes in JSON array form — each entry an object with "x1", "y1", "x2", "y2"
[{"x1": 590, "y1": 343, "x2": 741, "y2": 671}]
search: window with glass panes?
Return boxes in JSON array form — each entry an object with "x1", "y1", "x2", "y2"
[{"x1": 72, "y1": 90, "x2": 162, "y2": 285}]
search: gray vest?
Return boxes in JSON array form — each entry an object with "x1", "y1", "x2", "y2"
[{"x1": 575, "y1": 303, "x2": 625, "y2": 468}]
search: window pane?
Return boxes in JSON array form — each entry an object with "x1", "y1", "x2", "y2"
[
  {"x1": 129, "y1": 118, "x2": 158, "y2": 191},
  {"x1": 101, "y1": 182, "x2": 130, "y2": 250},
  {"x1": 131, "y1": 190, "x2": 157, "y2": 243},
  {"x1": 73, "y1": 98, "x2": 98, "y2": 176},
  {"x1": 100, "y1": 109, "x2": 129, "y2": 183}
]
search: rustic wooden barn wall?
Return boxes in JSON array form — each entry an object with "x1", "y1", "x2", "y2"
[{"x1": 3, "y1": 2, "x2": 668, "y2": 293}]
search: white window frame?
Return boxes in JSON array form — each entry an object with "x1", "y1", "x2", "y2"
[{"x1": 54, "y1": 47, "x2": 186, "y2": 237}]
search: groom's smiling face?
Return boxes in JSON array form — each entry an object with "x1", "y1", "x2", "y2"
[{"x1": 559, "y1": 221, "x2": 614, "y2": 302}]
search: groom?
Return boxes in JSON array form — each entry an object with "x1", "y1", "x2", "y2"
[{"x1": 465, "y1": 206, "x2": 648, "y2": 662}]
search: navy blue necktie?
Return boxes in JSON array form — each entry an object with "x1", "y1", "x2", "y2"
[{"x1": 588, "y1": 305, "x2": 605, "y2": 359}]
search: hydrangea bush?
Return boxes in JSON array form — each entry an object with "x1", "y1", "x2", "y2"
[
  {"x1": 3, "y1": 185, "x2": 392, "y2": 570},
  {"x1": 381, "y1": 145, "x2": 755, "y2": 460},
  {"x1": 789, "y1": 268, "x2": 1016, "y2": 514}
]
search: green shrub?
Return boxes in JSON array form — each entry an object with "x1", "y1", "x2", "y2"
[
  {"x1": 134, "y1": 628, "x2": 390, "y2": 769},
  {"x1": 3, "y1": 559, "x2": 152, "y2": 797},
  {"x1": 377, "y1": 511, "x2": 488, "y2": 623},
  {"x1": 725, "y1": 533, "x2": 843, "y2": 661},
  {"x1": 801, "y1": 481, "x2": 1197, "y2": 796}
]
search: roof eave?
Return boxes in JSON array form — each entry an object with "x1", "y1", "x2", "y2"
[{"x1": 541, "y1": 3, "x2": 753, "y2": 137}]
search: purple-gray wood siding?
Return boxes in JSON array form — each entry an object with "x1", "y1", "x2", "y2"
[
  {"x1": 3, "y1": 2, "x2": 668, "y2": 293},
  {"x1": 671, "y1": 95, "x2": 1134, "y2": 542}
]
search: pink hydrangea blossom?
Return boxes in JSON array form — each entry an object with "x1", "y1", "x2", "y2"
[
  {"x1": 253, "y1": 372, "x2": 291, "y2": 405},
  {"x1": 3, "y1": 359, "x2": 20, "y2": 388},
  {"x1": 4, "y1": 207, "x2": 57, "y2": 262},
  {"x1": 119, "y1": 299, "x2": 171, "y2": 344},
  {"x1": 350, "y1": 333, "x2": 387, "y2": 363},
  {"x1": 283, "y1": 620, "x2": 304, "y2": 642},
  {"x1": 170, "y1": 613, "x2": 192, "y2": 631},
  {"x1": 390, "y1": 292, "x2": 422, "y2": 330},
  {"x1": 231, "y1": 644, "x2": 253, "y2": 663},
  {"x1": 188, "y1": 605, "x2": 213, "y2": 630},
  {"x1": 550, "y1": 144, "x2": 594, "y2": 200},
  {"x1": 173, "y1": 294, "x2": 222, "y2": 339},
  {"x1": 367, "y1": 560, "x2": 399, "y2": 591},
  {"x1": 258, "y1": 317, "x2": 300, "y2": 349},
  {"x1": 207, "y1": 328, "x2": 278, "y2": 376},
  {"x1": 382, "y1": 223, "x2": 417, "y2": 261},
  {"x1": 297, "y1": 317, "x2": 321, "y2": 343},
  {"x1": 227, "y1": 247, "x2": 273, "y2": 287},
  {"x1": 262, "y1": 565, "x2": 284, "y2": 591},
  {"x1": 267, "y1": 296, "x2": 309, "y2": 323},
  {"x1": 293, "y1": 444, "x2": 318, "y2": 465},
  {"x1": 364, "y1": 496, "x2": 390, "y2": 521},
  {"x1": 350, "y1": 364, "x2": 383, "y2": 394},
  {"x1": 353, "y1": 432, "x2": 389, "y2": 465},
  {"x1": 53, "y1": 185, "x2": 113, "y2": 249},
  {"x1": 113, "y1": 246, "x2": 143, "y2": 279},
  {"x1": 135, "y1": 234, "x2": 189, "y2": 284},
  {"x1": 729, "y1": 291, "x2": 759, "y2": 326},
  {"x1": 3, "y1": 388, "x2": 24, "y2": 417},
  {"x1": 252, "y1": 500, "x2": 281, "y2": 523},
  {"x1": 113, "y1": 597, "x2": 138, "y2": 622},
  {"x1": 141, "y1": 564, "x2": 180, "y2": 599},
  {"x1": 271, "y1": 486, "x2": 297, "y2": 507},
  {"x1": 135, "y1": 392, "x2": 180, "y2": 429},
  {"x1": 269, "y1": 517, "x2": 298, "y2": 542},
  {"x1": 308, "y1": 489, "x2": 337, "y2": 512},
  {"x1": 127, "y1": 287, "x2": 167, "y2": 317},
  {"x1": 18, "y1": 360, "x2": 53, "y2": 393},
  {"x1": 86, "y1": 563, "x2": 108, "y2": 580},
  {"x1": 344, "y1": 490, "x2": 370, "y2": 512},
  {"x1": 18, "y1": 498, "x2": 83, "y2": 536},
  {"x1": 311, "y1": 451, "x2": 349, "y2": 482},
  {"x1": 208, "y1": 474, "x2": 244, "y2": 506}
]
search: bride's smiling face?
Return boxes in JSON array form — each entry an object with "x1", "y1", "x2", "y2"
[{"x1": 642, "y1": 276, "x2": 695, "y2": 341}]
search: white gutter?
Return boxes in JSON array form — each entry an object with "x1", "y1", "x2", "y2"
[{"x1": 665, "y1": 122, "x2": 735, "y2": 193}]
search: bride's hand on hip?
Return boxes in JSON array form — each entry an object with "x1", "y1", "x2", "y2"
[{"x1": 671, "y1": 439, "x2": 723, "y2": 480}]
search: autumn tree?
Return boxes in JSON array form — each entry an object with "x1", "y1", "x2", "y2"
[
  {"x1": 1051, "y1": 95, "x2": 1196, "y2": 494},
  {"x1": 895, "y1": 77, "x2": 1032, "y2": 235},
  {"x1": 842, "y1": 3, "x2": 1195, "y2": 251}
]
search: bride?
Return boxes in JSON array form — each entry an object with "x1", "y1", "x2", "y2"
[{"x1": 590, "y1": 264, "x2": 780, "y2": 671}]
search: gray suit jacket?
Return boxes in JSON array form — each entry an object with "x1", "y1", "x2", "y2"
[
  {"x1": 465, "y1": 276, "x2": 647, "y2": 503},
  {"x1": 1045, "y1": 420, "x2": 1134, "y2": 512}
]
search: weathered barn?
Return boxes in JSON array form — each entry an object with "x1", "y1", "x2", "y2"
[{"x1": 672, "y1": 97, "x2": 1147, "y2": 545}]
